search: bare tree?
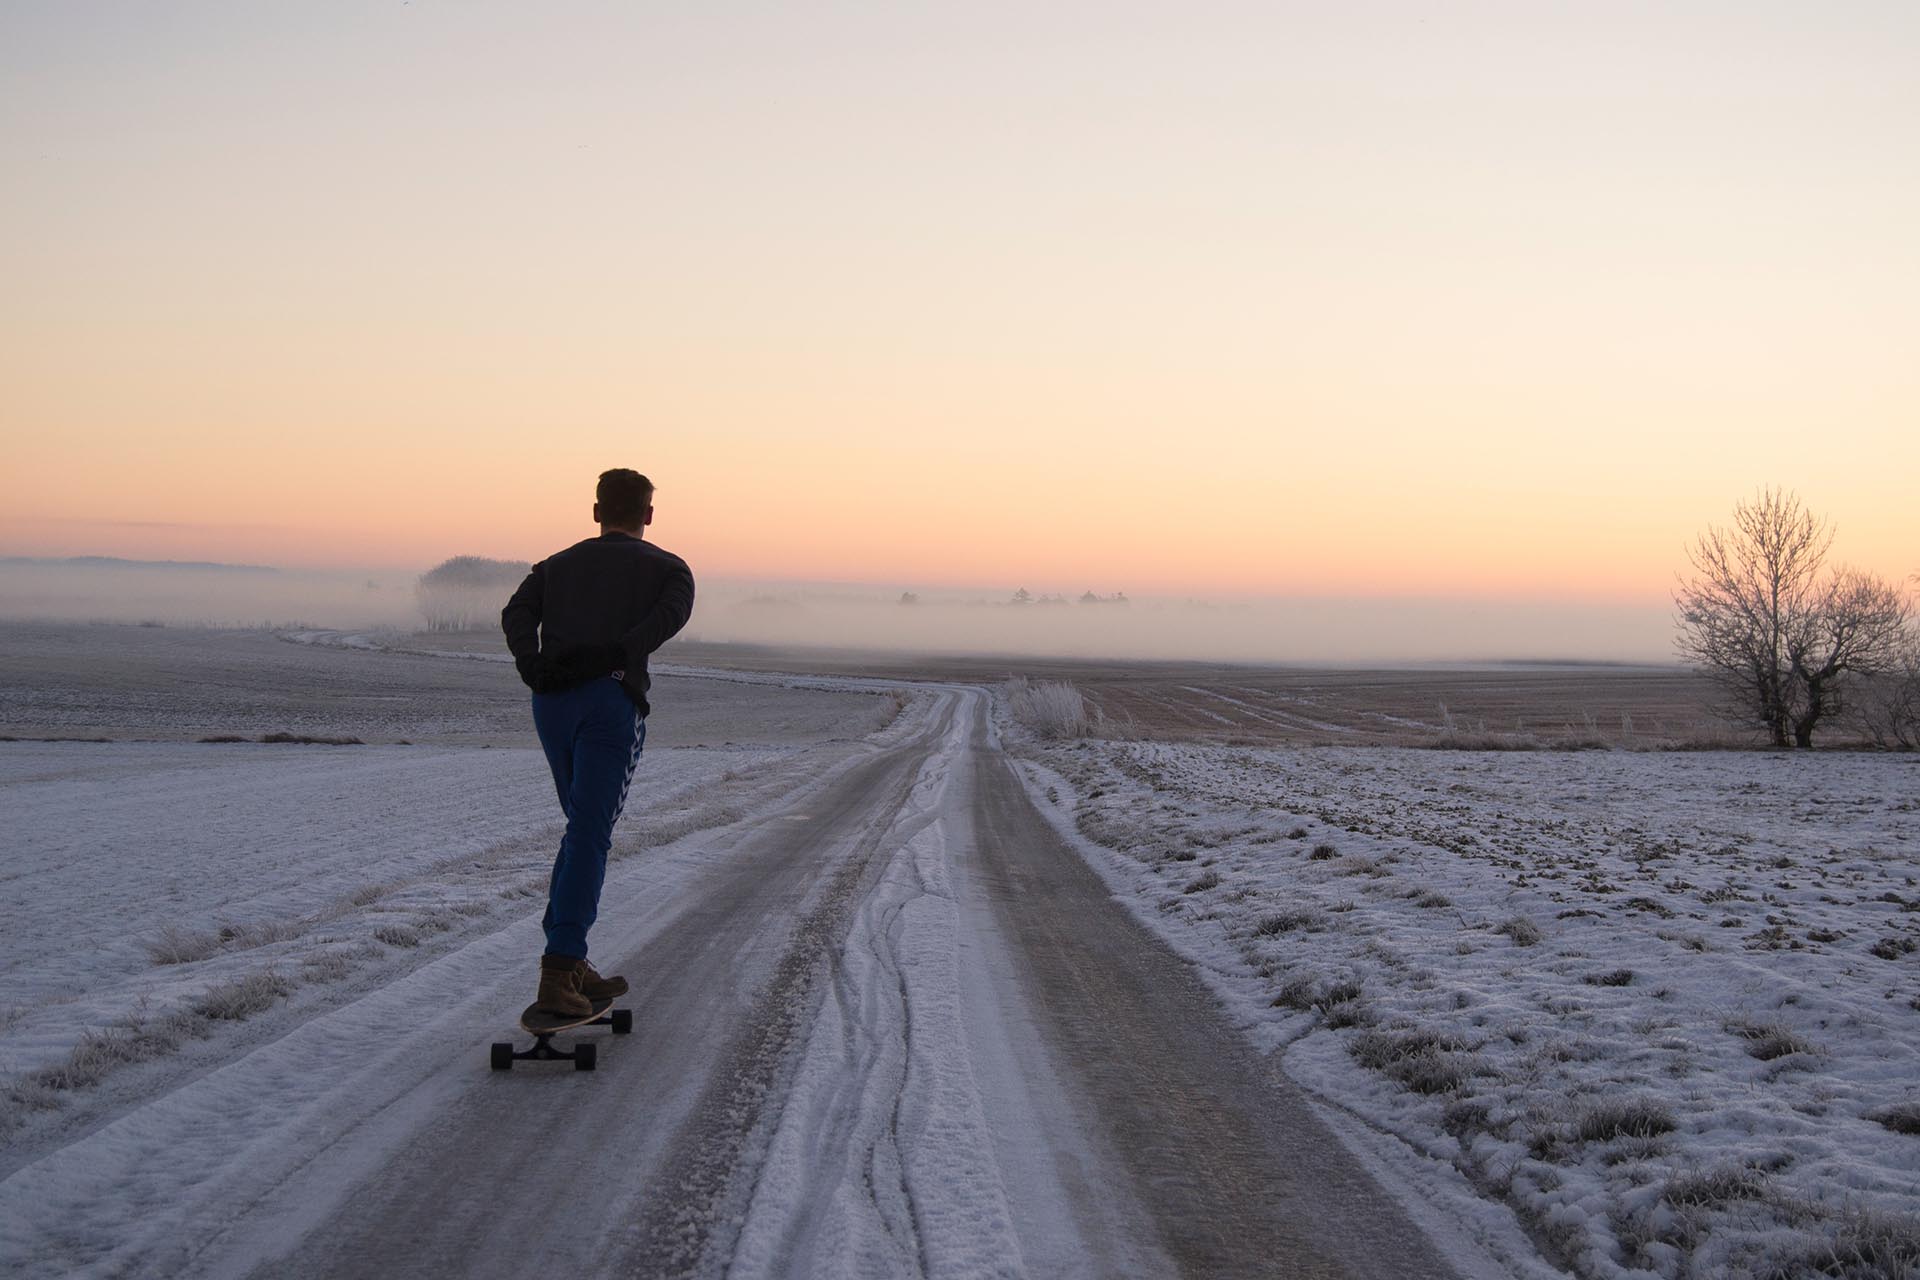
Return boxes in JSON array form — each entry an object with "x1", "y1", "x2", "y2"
[
  {"x1": 1675, "y1": 490, "x2": 1908, "y2": 747},
  {"x1": 1860, "y1": 646, "x2": 1920, "y2": 749},
  {"x1": 1676, "y1": 490, "x2": 1826, "y2": 746},
  {"x1": 1860, "y1": 576, "x2": 1920, "y2": 749},
  {"x1": 1784, "y1": 569, "x2": 1909, "y2": 746}
]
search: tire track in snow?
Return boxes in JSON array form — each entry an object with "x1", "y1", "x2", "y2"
[
  {"x1": 614, "y1": 742, "x2": 940, "y2": 1277},
  {"x1": 730, "y1": 689, "x2": 1024, "y2": 1280},
  {"x1": 972, "y1": 734, "x2": 1469, "y2": 1279},
  {"x1": 0, "y1": 696, "x2": 949, "y2": 1280}
]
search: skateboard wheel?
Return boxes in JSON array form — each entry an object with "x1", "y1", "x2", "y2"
[
  {"x1": 490, "y1": 1043, "x2": 513, "y2": 1071},
  {"x1": 575, "y1": 1043, "x2": 597, "y2": 1072},
  {"x1": 611, "y1": 1008, "x2": 633, "y2": 1035}
]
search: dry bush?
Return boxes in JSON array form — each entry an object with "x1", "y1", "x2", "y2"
[
  {"x1": 416, "y1": 908, "x2": 460, "y2": 935},
  {"x1": 21, "y1": 1009, "x2": 209, "y2": 1095},
  {"x1": 1574, "y1": 1097, "x2": 1677, "y2": 1143},
  {"x1": 1769, "y1": 1207, "x2": 1920, "y2": 1280},
  {"x1": 148, "y1": 911, "x2": 311, "y2": 965},
  {"x1": 1869, "y1": 935, "x2": 1917, "y2": 960},
  {"x1": 1424, "y1": 728, "x2": 1548, "y2": 751},
  {"x1": 1271, "y1": 975, "x2": 1321, "y2": 1011},
  {"x1": 299, "y1": 951, "x2": 355, "y2": 983},
  {"x1": 1425, "y1": 704, "x2": 1546, "y2": 749},
  {"x1": 1497, "y1": 915, "x2": 1544, "y2": 947},
  {"x1": 1725, "y1": 1017, "x2": 1823, "y2": 1062},
  {"x1": 1616, "y1": 1164, "x2": 1773, "y2": 1262},
  {"x1": 218, "y1": 917, "x2": 304, "y2": 950},
  {"x1": 145, "y1": 923, "x2": 221, "y2": 965},
  {"x1": 1005, "y1": 677, "x2": 1096, "y2": 739},
  {"x1": 873, "y1": 689, "x2": 912, "y2": 732},
  {"x1": 1638, "y1": 1166, "x2": 1920, "y2": 1279},
  {"x1": 1663, "y1": 1164, "x2": 1770, "y2": 1210},
  {"x1": 1350, "y1": 1026, "x2": 1479, "y2": 1095},
  {"x1": 344, "y1": 882, "x2": 396, "y2": 909},
  {"x1": 1323, "y1": 999, "x2": 1373, "y2": 1029},
  {"x1": 1253, "y1": 909, "x2": 1326, "y2": 936},
  {"x1": 374, "y1": 923, "x2": 421, "y2": 948},
  {"x1": 1869, "y1": 1102, "x2": 1920, "y2": 1136},
  {"x1": 1269, "y1": 973, "x2": 1369, "y2": 1015},
  {"x1": 1302, "y1": 985, "x2": 1373, "y2": 1026},
  {"x1": 193, "y1": 970, "x2": 294, "y2": 1021}
]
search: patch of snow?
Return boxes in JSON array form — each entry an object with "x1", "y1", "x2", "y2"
[
  {"x1": 0, "y1": 686, "x2": 937, "y2": 1275},
  {"x1": 1006, "y1": 729, "x2": 1920, "y2": 1279},
  {"x1": 733, "y1": 690, "x2": 1025, "y2": 1277},
  {"x1": 0, "y1": 722, "x2": 880, "y2": 1152}
]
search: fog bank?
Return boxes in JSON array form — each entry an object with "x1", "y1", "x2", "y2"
[
  {"x1": 0, "y1": 561, "x2": 421, "y2": 630},
  {"x1": 685, "y1": 585, "x2": 1675, "y2": 665},
  {"x1": 0, "y1": 562, "x2": 1676, "y2": 663}
]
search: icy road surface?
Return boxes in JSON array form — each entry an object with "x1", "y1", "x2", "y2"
[{"x1": 0, "y1": 685, "x2": 1494, "y2": 1279}]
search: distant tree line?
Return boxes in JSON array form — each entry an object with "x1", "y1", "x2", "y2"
[
  {"x1": 1676, "y1": 489, "x2": 1916, "y2": 747},
  {"x1": 1008, "y1": 588, "x2": 1128, "y2": 606},
  {"x1": 416, "y1": 556, "x2": 529, "y2": 632}
]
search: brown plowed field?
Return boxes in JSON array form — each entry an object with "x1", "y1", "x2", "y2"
[{"x1": 660, "y1": 640, "x2": 1729, "y2": 748}]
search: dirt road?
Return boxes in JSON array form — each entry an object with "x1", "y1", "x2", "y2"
[{"x1": 11, "y1": 687, "x2": 1481, "y2": 1279}]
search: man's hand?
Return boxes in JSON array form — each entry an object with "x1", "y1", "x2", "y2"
[
  {"x1": 519, "y1": 644, "x2": 626, "y2": 694},
  {"x1": 515, "y1": 653, "x2": 561, "y2": 694},
  {"x1": 579, "y1": 643, "x2": 627, "y2": 676}
]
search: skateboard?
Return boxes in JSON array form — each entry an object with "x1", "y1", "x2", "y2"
[{"x1": 489, "y1": 997, "x2": 633, "y2": 1071}]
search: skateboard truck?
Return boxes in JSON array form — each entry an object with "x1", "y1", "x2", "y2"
[{"x1": 491, "y1": 1006, "x2": 633, "y2": 1072}]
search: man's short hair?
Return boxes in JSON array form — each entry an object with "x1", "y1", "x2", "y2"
[{"x1": 597, "y1": 469, "x2": 654, "y2": 526}]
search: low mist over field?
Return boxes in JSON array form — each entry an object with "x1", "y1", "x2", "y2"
[
  {"x1": 0, "y1": 558, "x2": 1672, "y2": 663},
  {"x1": 0, "y1": 559, "x2": 422, "y2": 629},
  {"x1": 691, "y1": 584, "x2": 1675, "y2": 664}
]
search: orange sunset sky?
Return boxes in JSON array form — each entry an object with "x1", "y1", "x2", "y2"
[{"x1": 3, "y1": 2, "x2": 1916, "y2": 605}]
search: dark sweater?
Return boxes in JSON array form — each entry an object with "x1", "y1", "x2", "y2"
[{"x1": 500, "y1": 532, "x2": 695, "y2": 716}]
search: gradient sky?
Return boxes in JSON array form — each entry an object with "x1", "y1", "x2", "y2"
[{"x1": 3, "y1": 1, "x2": 1916, "y2": 607}]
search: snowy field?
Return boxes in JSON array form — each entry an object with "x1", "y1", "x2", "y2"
[
  {"x1": 1009, "y1": 726, "x2": 1920, "y2": 1279},
  {"x1": 0, "y1": 623, "x2": 907, "y2": 1170},
  {"x1": 2, "y1": 741, "x2": 800, "y2": 1114},
  {"x1": 6, "y1": 619, "x2": 1917, "y2": 1279},
  {"x1": 0, "y1": 621, "x2": 894, "y2": 746}
]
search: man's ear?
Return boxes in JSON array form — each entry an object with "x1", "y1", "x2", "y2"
[
  {"x1": 643, "y1": 505, "x2": 655, "y2": 528},
  {"x1": 592, "y1": 501, "x2": 603, "y2": 525}
]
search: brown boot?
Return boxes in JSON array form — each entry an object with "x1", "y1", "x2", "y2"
[
  {"x1": 536, "y1": 953, "x2": 592, "y2": 1019},
  {"x1": 579, "y1": 960, "x2": 628, "y2": 1002}
]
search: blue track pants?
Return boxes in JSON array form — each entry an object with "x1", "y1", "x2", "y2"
[{"x1": 531, "y1": 677, "x2": 645, "y2": 959}]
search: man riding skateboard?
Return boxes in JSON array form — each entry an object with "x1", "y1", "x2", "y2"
[{"x1": 501, "y1": 469, "x2": 695, "y2": 1018}]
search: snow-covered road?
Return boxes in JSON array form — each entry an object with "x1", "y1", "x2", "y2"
[{"x1": 0, "y1": 685, "x2": 1489, "y2": 1279}]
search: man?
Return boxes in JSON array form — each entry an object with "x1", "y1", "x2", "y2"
[{"x1": 501, "y1": 469, "x2": 695, "y2": 1018}]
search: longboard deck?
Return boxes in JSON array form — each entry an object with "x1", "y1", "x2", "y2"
[
  {"x1": 492, "y1": 999, "x2": 629, "y2": 1070},
  {"x1": 519, "y1": 996, "x2": 614, "y2": 1036}
]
